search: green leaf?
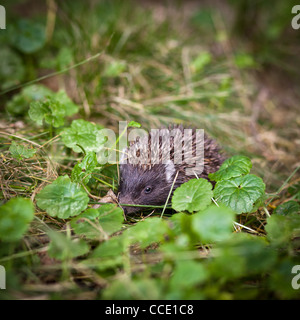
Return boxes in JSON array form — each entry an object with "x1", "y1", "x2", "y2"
[
  {"x1": 169, "y1": 260, "x2": 208, "y2": 290},
  {"x1": 191, "y1": 204, "x2": 235, "y2": 243},
  {"x1": 268, "y1": 259, "x2": 300, "y2": 299},
  {"x1": 0, "y1": 47, "x2": 25, "y2": 90},
  {"x1": 125, "y1": 217, "x2": 169, "y2": 248},
  {"x1": 91, "y1": 235, "x2": 125, "y2": 258},
  {"x1": 288, "y1": 182, "x2": 300, "y2": 200},
  {"x1": 10, "y1": 19, "x2": 46, "y2": 54},
  {"x1": 265, "y1": 213, "x2": 300, "y2": 246},
  {"x1": 169, "y1": 212, "x2": 200, "y2": 245},
  {"x1": 55, "y1": 47, "x2": 74, "y2": 70},
  {"x1": 213, "y1": 174, "x2": 265, "y2": 214},
  {"x1": 210, "y1": 233, "x2": 276, "y2": 279},
  {"x1": 28, "y1": 92, "x2": 78, "y2": 127},
  {"x1": 47, "y1": 230, "x2": 89, "y2": 260},
  {"x1": 172, "y1": 178, "x2": 213, "y2": 213},
  {"x1": 208, "y1": 155, "x2": 252, "y2": 182},
  {"x1": 103, "y1": 60, "x2": 126, "y2": 77},
  {"x1": 28, "y1": 101, "x2": 49, "y2": 126},
  {"x1": 6, "y1": 84, "x2": 53, "y2": 116},
  {"x1": 52, "y1": 90, "x2": 79, "y2": 116},
  {"x1": 102, "y1": 278, "x2": 161, "y2": 300},
  {"x1": 61, "y1": 119, "x2": 106, "y2": 153},
  {"x1": 234, "y1": 53, "x2": 257, "y2": 69},
  {"x1": 274, "y1": 201, "x2": 300, "y2": 216},
  {"x1": 128, "y1": 121, "x2": 141, "y2": 128},
  {"x1": 0, "y1": 197, "x2": 35, "y2": 242},
  {"x1": 190, "y1": 51, "x2": 211, "y2": 73},
  {"x1": 30, "y1": 99, "x2": 66, "y2": 127},
  {"x1": 71, "y1": 204, "x2": 124, "y2": 240},
  {"x1": 71, "y1": 152, "x2": 98, "y2": 185},
  {"x1": 9, "y1": 141, "x2": 36, "y2": 161},
  {"x1": 45, "y1": 99, "x2": 67, "y2": 127},
  {"x1": 36, "y1": 175, "x2": 89, "y2": 219}
]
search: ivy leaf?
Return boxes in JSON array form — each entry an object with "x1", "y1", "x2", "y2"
[
  {"x1": 0, "y1": 197, "x2": 35, "y2": 242},
  {"x1": 172, "y1": 178, "x2": 213, "y2": 213},
  {"x1": 71, "y1": 152, "x2": 98, "y2": 185},
  {"x1": 208, "y1": 155, "x2": 252, "y2": 182},
  {"x1": 9, "y1": 141, "x2": 36, "y2": 161},
  {"x1": 47, "y1": 230, "x2": 89, "y2": 260},
  {"x1": 213, "y1": 174, "x2": 265, "y2": 214},
  {"x1": 70, "y1": 204, "x2": 124, "y2": 240},
  {"x1": 274, "y1": 201, "x2": 300, "y2": 216},
  {"x1": 60, "y1": 119, "x2": 106, "y2": 153},
  {"x1": 36, "y1": 175, "x2": 89, "y2": 219},
  {"x1": 191, "y1": 204, "x2": 235, "y2": 243}
]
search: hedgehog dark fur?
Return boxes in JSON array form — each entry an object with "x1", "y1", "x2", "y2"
[{"x1": 118, "y1": 124, "x2": 225, "y2": 214}]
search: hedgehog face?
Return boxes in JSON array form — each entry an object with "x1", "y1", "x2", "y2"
[{"x1": 118, "y1": 162, "x2": 176, "y2": 214}]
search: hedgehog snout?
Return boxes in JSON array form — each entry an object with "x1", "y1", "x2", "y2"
[{"x1": 118, "y1": 194, "x2": 136, "y2": 215}]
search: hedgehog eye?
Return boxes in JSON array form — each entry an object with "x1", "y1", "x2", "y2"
[{"x1": 144, "y1": 186, "x2": 152, "y2": 194}]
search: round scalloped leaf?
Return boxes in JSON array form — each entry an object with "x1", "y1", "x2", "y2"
[
  {"x1": 191, "y1": 204, "x2": 235, "y2": 243},
  {"x1": 213, "y1": 174, "x2": 265, "y2": 214},
  {"x1": 172, "y1": 178, "x2": 213, "y2": 213},
  {"x1": 125, "y1": 217, "x2": 169, "y2": 249},
  {"x1": 60, "y1": 119, "x2": 106, "y2": 153},
  {"x1": 10, "y1": 19, "x2": 46, "y2": 54},
  {"x1": 0, "y1": 47, "x2": 25, "y2": 90},
  {"x1": 36, "y1": 175, "x2": 89, "y2": 219},
  {"x1": 208, "y1": 155, "x2": 252, "y2": 182},
  {"x1": 0, "y1": 197, "x2": 35, "y2": 242}
]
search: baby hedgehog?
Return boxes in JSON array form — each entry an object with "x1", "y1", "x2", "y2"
[{"x1": 118, "y1": 124, "x2": 225, "y2": 214}]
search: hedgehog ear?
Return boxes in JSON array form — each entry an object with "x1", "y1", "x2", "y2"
[{"x1": 165, "y1": 160, "x2": 175, "y2": 183}]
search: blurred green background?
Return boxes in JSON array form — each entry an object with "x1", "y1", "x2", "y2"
[
  {"x1": 1, "y1": 0, "x2": 299, "y2": 190},
  {"x1": 0, "y1": 0, "x2": 300, "y2": 300}
]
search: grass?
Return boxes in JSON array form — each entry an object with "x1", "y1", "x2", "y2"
[{"x1": 0, "y1": 0, "x2": 300, "y2": 299}]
